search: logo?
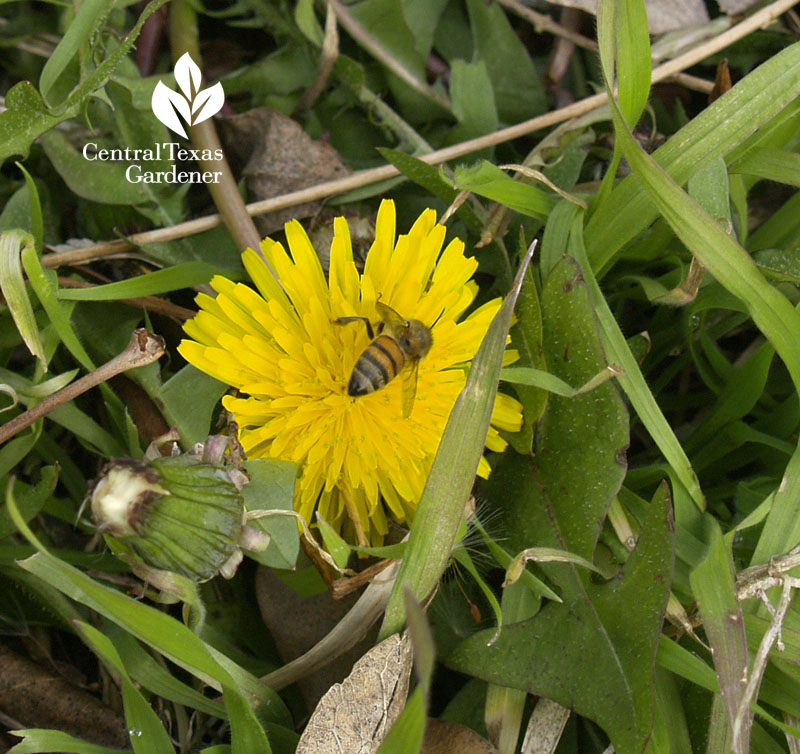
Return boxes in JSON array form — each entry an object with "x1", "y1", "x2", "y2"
[{"x1": 151, "y1": 52, "x2": 224, "y2": 138}]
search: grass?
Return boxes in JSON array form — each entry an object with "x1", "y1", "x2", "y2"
[{"x1": 1, "y1": 0, "x2": 800, "y2": 752}]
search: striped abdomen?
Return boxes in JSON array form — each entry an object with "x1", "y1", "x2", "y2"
[{"x1": 348, "y1": 335, "x2": 406, "y2": 396}]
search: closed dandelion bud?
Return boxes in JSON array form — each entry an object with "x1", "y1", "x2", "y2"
[{"x1": 90, "y1": 455, "x2": 244, "y2": 582}]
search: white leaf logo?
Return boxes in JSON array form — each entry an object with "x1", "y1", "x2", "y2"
[{"x1": 151, "y1": 53, "x2": 224, "y2": 137}]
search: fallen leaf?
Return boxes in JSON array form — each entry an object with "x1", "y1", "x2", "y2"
[
  {"x1": 296, "y1": 633, "x2": 413, "y2": 754},
  {"x1": 217, "y1": 108, "x2": 351, "y2": 235},
  {"x1": 422, "y1": 719, "x2": 499, "y2": 754},
  {"x1": 534, "y1": 0, "x2": 708, "y2": 33}
]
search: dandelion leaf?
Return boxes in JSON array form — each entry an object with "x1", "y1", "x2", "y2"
[{"x1": 446, "y1": 256, "x2": 675, "y2": 754}]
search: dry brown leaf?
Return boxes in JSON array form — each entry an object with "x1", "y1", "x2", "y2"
[
  {"x1": 422, "y1": 719, "x2": 500, "y2": 754},
  {"x1": 532, "y1": 0, "x2": 708, "y2": 33},
  {"x1": 217, "y1": 107, "x2": 351, "y2": 235},
  {"x1": 520, "y1": 698, "x2": 571, "y2": 754},
  {"x1": 295, "y1": 633, "x2": 413, "y2": 754}
]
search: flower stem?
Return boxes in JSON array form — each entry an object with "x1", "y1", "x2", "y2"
[
  {"x1": 167, "y1": 0, "x2": 263, "y2": 255},
  {"x1": 0, "y1": 329, "x2": 165, "y2": 445}
]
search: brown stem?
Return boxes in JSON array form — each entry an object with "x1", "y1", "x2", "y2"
[
  {"x1": 496, "y1": 0, "x2": 598, "y2": 50},
  {"x1": 0, "y1": 329, "x2": 165, "y2": 445},
  {"x1": 57, "y1": 277, "x2": 196, "y2": 320},
  {"x1": 39, "y1": 0, "x2": 798, "y2": 270},
  {"x1": 168, "y1": 0, "x2": 263, "y2": 255},
  {"x1": 326, "y1": 0, "x2": 451, "y2": 111},
  {"x1": 294, "y1": 4, "x2": 339, "y2": 118}
]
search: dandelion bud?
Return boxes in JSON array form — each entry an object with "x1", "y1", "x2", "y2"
[{"x1": 90, "y1": 456, "x2": 244, "y2": 582}]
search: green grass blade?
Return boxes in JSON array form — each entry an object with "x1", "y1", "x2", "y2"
[
  {"x1": 38, "y1": 0, "x2": 113, "y2": 105},
  {"x1": 585, "y1": 44, "x2": 800, "y2": 272},
  {"x1": 0, "y1": 230, "x2": 46, "y2": 368},
  {"x1": 57, "y1": 262, "x2": 219, "y2": 301},
  {"x1": 380, "y1": 241, "x2": 536, "y2": 638},
  {"x1": 14, "y1": 163, "x2": 43, "y2": 252},
  {"x1": 21, "y1": 245, "x2": 95, "y2": 371},
  {"x1": 6, "y1": 729, "x2": 129, "y2": 754},
  {"x1": 689, "y1": 521, "x2": 749, "y2": 744},
  {"x1": 729, "y1": 146, "x2": 800, "y2": 187},
  {"x1": 74, "y1": 621, "x2": 173, "y2": 754}
]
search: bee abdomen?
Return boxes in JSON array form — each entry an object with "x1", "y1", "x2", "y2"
[{"x1": 348, "y1": 335, "x2": 405, "y2": 396}]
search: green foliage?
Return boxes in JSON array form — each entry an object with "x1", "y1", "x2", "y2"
[{"x1": 2, "y1": 0, "x2": 800, "y2": 751}]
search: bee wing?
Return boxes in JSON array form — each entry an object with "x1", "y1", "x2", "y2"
[
  {"x1": 401, "y1": 358, "x2": 420, "y2": 418},
  {"x1": 375, "y1": 301, "x2": 406, "y2": 327}
]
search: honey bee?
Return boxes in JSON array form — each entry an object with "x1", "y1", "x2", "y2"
[{"x1": 336, "y1": 302, "x2": 433, "y2": 417}]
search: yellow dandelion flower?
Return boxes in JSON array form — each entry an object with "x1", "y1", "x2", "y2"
[{"x1": 179, "y1": 200, "x2": 522, "y2": 546}]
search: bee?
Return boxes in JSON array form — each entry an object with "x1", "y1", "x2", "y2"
[{"x1": 336, "y1": 302, "x2": 433, "y2": 417}]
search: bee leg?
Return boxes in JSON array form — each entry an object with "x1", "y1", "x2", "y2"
[{"x1": 334, "y1": 316, "x2": 374, "y2": 339}]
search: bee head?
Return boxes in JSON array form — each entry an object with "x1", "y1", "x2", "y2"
[{"x1": 399, "y1": 319, "x2": 433, "y2": 358}]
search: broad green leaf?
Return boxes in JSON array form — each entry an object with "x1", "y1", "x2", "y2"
[
  {"x1": 295, "y1": 0, "x2": 324, "y2": 45},
  {"x1": 0, "y1": 230, "x2": 45, "y2": 367},
  {"x1": 497, "y1": 255, "x2": 629, "y2": 580},
  {"x1": 0, "y1": 0, "x2": 169, "y2": 166},
  {"x1": 40, "y1": 131, "x2": 159, "y2": 207},
  {"x1": 447, "y1": 257, "x2": 674, "y2": 754},
  {"x1": 158, "y1": 365, "x2": 227, "y2": 447},
  {"x1": 242, "y1": 458, "x2": 300, "y2": 570},
  {"x1": 380, "y1": 241, "x2": 536, "y2": 637},
  {"x1": 0, "y1": 82, "x2": 69, "y2": 166},
  {"x1": 347, "y1": 0, "x2": 448, "y2": 118},
  {"x1": 754, "y1": 248, "x2": 800, "y2": 283},
  {"x1": 447, "y1": 60, "x2": 498, "y2": 149},
  {"x1": 454, "y1": 162, "x2": 557, "y2": 220},
  {"x1": 448, "y1": 482, "x2": 674, "y2": 754},
  {"x1": 401, "y1": 0, "x2": 449, "y2": 59},
  {"x1": 465, "y1": 0, "x2": 546, "y2": 122}
]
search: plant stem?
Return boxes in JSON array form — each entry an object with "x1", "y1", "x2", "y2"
[
  {"x1": 168, "y1": 0, "x2": 262, "y2": 255},
  {"x1": 40, "y1": 0, "x2": 798, "y2": 269},
  {"x1": 0, "y1": 329, "x2": 165, "y2": 445}
]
